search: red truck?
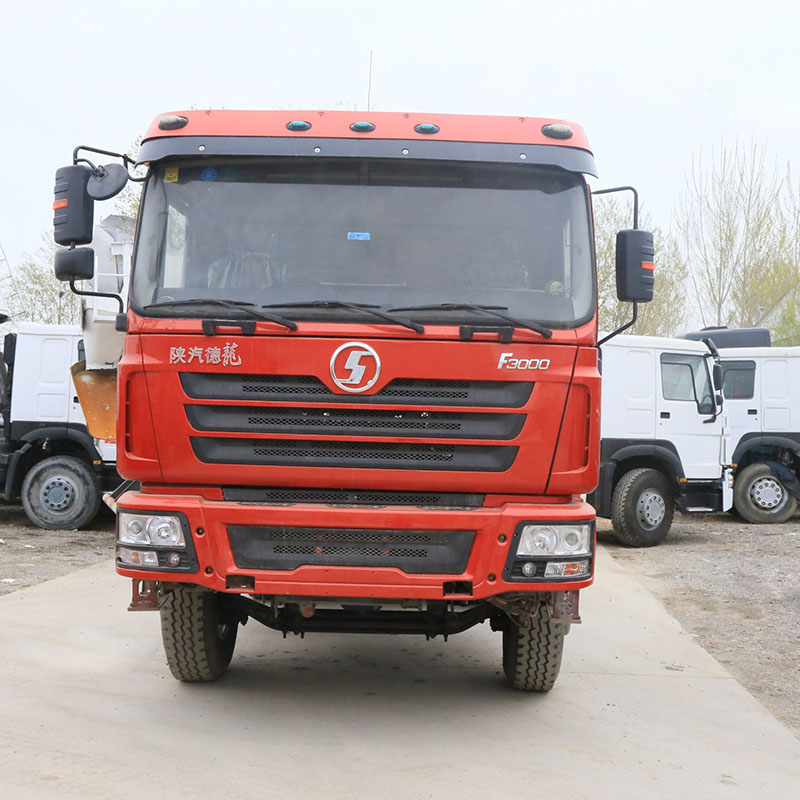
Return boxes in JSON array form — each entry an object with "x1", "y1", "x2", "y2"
[{"x1": 53, "y1": 110, "x2": 653, "y2": 690}]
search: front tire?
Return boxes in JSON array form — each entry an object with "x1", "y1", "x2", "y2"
[
  {"x1": 21, "y1": 455, "x2": 100, "y2": 530},
  {"x1": 160, "y1": 586, "x2": 238, "y2": 682},
  {"x1": 610, "y1": 467, "x2": 674, "y2": 547},
  {"x1": 733, "y1": 463, "x2": 797, "y2": 524},
  {"x1": 502, "y1": 610, "x2": 566, "y2": 692}
]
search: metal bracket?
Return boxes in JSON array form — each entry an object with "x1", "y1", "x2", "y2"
[{"x1": 128, "y1": 580, "x2": 164, "y2": 611}]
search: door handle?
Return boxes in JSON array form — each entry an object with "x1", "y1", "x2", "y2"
[
  {"x1": 660, "y1": 412, "x2": 670, "y2": 419},
  {"x1": 747, "y1": 409, "x2": 757, "y2": 415}
]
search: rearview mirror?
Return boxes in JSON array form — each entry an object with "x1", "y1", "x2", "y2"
[
  {"x1": 53, "y1": 165, "x2": 95, "y2": 246},
  {"x1": 713, "y1": 363, "x2": 723, "y2": 391},
  {"x1": 55, "y1": 247, "x2": 95, "y2": 282},
  {"x1": 615, "y1": 229, "x2": 655, "y2": 303},
  {"x1": 87, "y1": 163, "x2": 129, "y2": 200}
]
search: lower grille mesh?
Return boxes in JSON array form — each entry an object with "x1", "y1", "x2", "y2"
[{"x1": 227, "y1": 525, "x2": 475, "y2": 573}]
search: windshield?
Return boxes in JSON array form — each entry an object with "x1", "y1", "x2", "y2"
[{"x1": 132, "y1": 157, "x2": 594, "y2": 327}]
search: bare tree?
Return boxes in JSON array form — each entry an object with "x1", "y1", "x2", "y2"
[
  {"x1": 594, "y1": 195, "x2": 688, "y2": 337},
  {"x1": 675, "y1": 141, "x2": 798, "y2": 331},
  {"x1": 14, "y1": 236, "x2": 81, "y2": 325}
]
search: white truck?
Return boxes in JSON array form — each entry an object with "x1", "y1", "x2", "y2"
[
  {"x1": 0, "y1": 322, "x2": 119, "y2": 528},
  {"x1": 0, "y1": 216, "x2": 132, "y2": 529},
  {"x1": 589, "y1": 331, "x2": 800, "y2": 546}
]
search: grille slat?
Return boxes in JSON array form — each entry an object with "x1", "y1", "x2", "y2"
[
  {"x1": 186, "y1": 405, "x2": 524, "y2": 440},
  {"x1": 221, "y1": 487, "x2": 485, "y2": 506},
  {"x1": 228, "y1": 525, "x2": 475, "y2": 573},
  {"x1": 181, "y1": 373, "x2": 532, "y2": 408},
  {"x1": 193, "y1": 437, "x2": 516, "y2": 471}
]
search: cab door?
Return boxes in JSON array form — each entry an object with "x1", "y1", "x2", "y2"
[
  {"x1": 656, "y1": 351, "x2": 724, "y2": 479},
  {"x1": 721, "y1": 358, "x2": 759, "y2": 454}
]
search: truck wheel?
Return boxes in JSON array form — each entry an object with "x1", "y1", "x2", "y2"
[
  {"x1": 502, "y1": 610, "x2": 565, "y2": 692},
  {"x1": 610, "y1": 467, "x2": 674, "y2": 547},
  {"x1": 21, "y1": 455, "x2": 101, "y2": 530},
  {"x1": 160, "y1": 586, "x2": 238, "y2": 682},
  {"x1": 733, "y1": 463, "x2": 797, "y2": 524}
]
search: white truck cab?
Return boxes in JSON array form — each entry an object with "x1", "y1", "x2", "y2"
[{"x1": 592, "y1": 330, "x2": 800, "y2": 546}]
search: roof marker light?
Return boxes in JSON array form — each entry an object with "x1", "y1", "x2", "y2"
[
  {"x1": 541, "y1": 123, "x2": 573, "y2": 140},
  {"x1": 414, "y1": 123, "x2": 440, "y2": 135},
  {"x1": 286, "y1": 120, "x2": 312, "y2": 132},
  {"x1": 158, "y1": 115, "x2": 189, "y2": 131},
  {"x1": 350, "y1": 121, "x2": 376, "y2": 133}
]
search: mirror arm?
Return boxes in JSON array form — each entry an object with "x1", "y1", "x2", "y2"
[
  {"x1": 598, "y1": 301, "x2": 638, "y2": 346},
  {"x1": 69, "y1": 279, "x2": 124, "y2": 315},
  {"x1": 592, "y1": 186, "x2": 639, "y2": 229}
]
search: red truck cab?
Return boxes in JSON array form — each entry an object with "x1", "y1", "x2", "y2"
[{"x1": 54, "y1": 110, "x2": 654, "y2": 690}]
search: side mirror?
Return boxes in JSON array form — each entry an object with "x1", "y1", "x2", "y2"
[
  {"x1": 55, "y1": 248, "x2": 95, "y2": 282},
  {"x1": 713, "y1": 363, "x2": 723, "y2": 391},
  {"x1": 54, "y1": 165, "x2": 95, "y2": 246},
  {"x1": 615, "y1": 229, "x2": 655, "y2": 303},
  {"x1": 87, "y1": 163, "x2": 129, "y2": 201}
]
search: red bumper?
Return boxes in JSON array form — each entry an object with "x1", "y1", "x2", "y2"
[{"x1": 116, "y1": 490, "x2": 595, "y2": 600}]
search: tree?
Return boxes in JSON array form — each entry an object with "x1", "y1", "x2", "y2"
[
  {"x1": 675, "y1": 141, "x2": 799, "y2": 334},
  {"x1": 594, "y1": 195, "x2": 688, "y2": 337},
  {"x1": 11, "y1": 236, "x2": 82, "y2": 326}
]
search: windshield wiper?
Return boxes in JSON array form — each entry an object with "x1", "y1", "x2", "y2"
[
  {"x1": 143, "y1": 299, "x2": 298, "y2": 331},
  {"x1": 388, "y1": 303, "x2": 552, "y2": 339},
  {"x1": 262, "y1": 300, "x2": 424, "y2": 334}
]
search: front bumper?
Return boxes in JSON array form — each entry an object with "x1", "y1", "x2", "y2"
[{"x1": 116, "y1": 490, "x2": 595, "y2": 599}]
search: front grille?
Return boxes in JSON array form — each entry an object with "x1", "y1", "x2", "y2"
[
  {"x1": 227, "y1": 525, "x2": 475, "y2": 573},
  {"x1": 222, "y1": 487, "x2": 485, "y2": 506},
  {"x1": 181, "y1": 374, "x2": 533, "y2": 408},
  {"x1": 192, "y1": 437, "x2": 516, "y2": 471},
  {"x1": 186, "y1": 405, "x2": 524, "y2": 440}
]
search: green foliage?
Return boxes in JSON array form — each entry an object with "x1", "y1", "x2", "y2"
[{"x1": 594, "y1": 195, "x2": 688, "y2": 337}]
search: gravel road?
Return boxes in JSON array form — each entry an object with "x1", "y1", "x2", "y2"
[{"x1": 1, "y1": 505, "x2": 797, "y2": 740}]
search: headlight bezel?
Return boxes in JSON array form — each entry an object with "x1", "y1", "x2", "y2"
[
  {"x1": 503, "y1": 520, "x2": 595, "y2": 583},
  {"x1": 116, "y1": 510, "x2": 198, "y2": 573}
]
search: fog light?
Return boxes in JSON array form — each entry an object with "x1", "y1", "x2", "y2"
[
  {"x1": 521, "y1": 561, "x2": 536, "y2": 577},
  {"x1": 544, "y1": 560, "x2": 590, "y2": 578},
  {"x1": 166, "y1": 553, "x2": 181, "y2": 567},
  {"x1": 118, "y1": 547, "x2": 159, "y2": 567}
]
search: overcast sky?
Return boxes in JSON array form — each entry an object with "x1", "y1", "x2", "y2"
[{"x1": 1, "y1": 0, "x2": 798, "y2": 272}]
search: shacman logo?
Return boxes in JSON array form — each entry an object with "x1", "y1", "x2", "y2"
[
  {"x1": 330, "y1": 342, "x2": 381, "y2": 392},
  {"x1": 497, "y1": 352, "x2": 551, "y2": 370}
]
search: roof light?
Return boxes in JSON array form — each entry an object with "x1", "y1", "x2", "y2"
[
  {"x1": 541, "y1": 123, "x2": 573, "y2": 140},
  {"x1": 414, "y1": 123, "x2": 440, "y2": 135},
  {"x1": 286, "y1": 120, "x2": 312, "y2": 132},
  {"x1": 350, "y1": 121, "x2": 376, "y2": 133},
  {"x1": 158, "y1": 115, "x2": 189, "y2": 131}
]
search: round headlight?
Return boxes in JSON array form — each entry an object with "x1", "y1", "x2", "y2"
[
  {"x1": 124, "y1": 516, "x2": 147, "y2": 543},
  {"x1": 146, "y1": 516, "x2": 182, "y2": 545},
  {"x1": 531, "y1": 527, "x2": 558, "y2": 552},
  {"x1": 563, "y1": 529, "x2": 581, "y2": 550}
]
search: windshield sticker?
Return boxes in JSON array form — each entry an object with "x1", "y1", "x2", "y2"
[
  {"x1": 347, "y1": 232, "x2": 371, "y2": 241},
  {"x1": 201, "y1": 168, "x2": 218, "y2": 182},
  {"x1": 164, "y1": 167, "x2": 179, "y2": 183}
]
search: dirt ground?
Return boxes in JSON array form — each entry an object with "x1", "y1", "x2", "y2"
[
  {"x1": 599, "y1": 513, "x2": 800, "y2": 740},
  {"x1": 1, "y1": 505, "x2": 798, "y2": 739}
]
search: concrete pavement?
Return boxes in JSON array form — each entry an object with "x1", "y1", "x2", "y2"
[{"x1": 1, "y1": 547, "x2": 799, "y2": 799}]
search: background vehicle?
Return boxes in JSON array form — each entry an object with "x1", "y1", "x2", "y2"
[
  {"x1": 591, "y1": 329, "x2": 800, "y2": 546},
  {"x1": 53, "y1": 110, "x2": 654, "y2": 690},
  {"x1": 0, "y1": 322, "x2": 118, "y2": 528},
  {"x1": 590, "y1": 334, "x2": 727, "y2": 546},
  {"x1": 0, "y1": 216, "x2": 131, "y2": 529}
]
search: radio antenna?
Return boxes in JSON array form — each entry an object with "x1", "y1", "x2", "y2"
[{"x1": 367, "y1": 50, "x2": 373, "y2": 111}]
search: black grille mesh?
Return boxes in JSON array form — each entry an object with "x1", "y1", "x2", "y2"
[{"x1": 227, "y1": 525, "x2": 475, "y2": 573}]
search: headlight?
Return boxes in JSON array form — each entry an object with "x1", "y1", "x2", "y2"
[
  {"x1": 118, "y1": 512, "x2": 186, "y2": 548},
  {"x1": 517, "y1": 523, "x2": 592, "y2": 557}
]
